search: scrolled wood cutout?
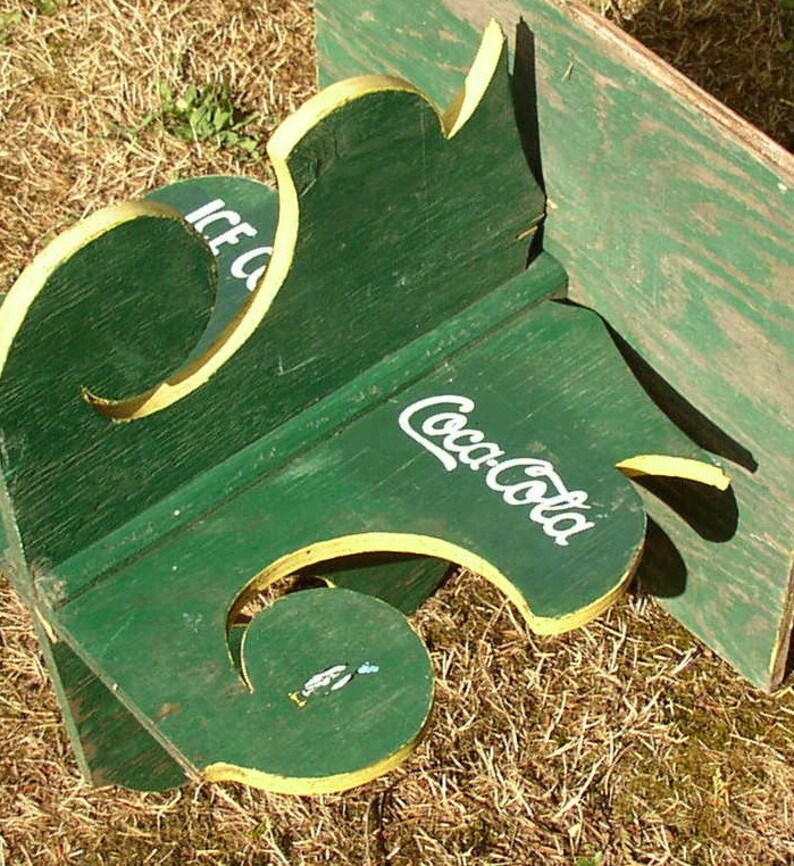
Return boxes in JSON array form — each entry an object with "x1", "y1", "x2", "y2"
[{"x1": 1, "y1": 22, "x2": 728, "y2": 793}]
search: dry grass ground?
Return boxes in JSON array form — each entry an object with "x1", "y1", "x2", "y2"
[{"x1": 0, "y1": 1, "x2": 792, "y2": 864}]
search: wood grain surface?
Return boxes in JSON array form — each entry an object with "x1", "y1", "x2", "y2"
[
  {"x1": 52, "y1": 294, "x2": 724, "y2": 790},
  {"x1": 0, "y1": 31, "x2": 549, "y2": 790},
  {"x1": 315, "y1": 0, "x2": 794, "y2": 691},
  {"x1": 0, "y1": 28, "x2": 543, "y2": 584},
  {"x1": 0, "y1": 13, "x2": 782, "y2": 794}
]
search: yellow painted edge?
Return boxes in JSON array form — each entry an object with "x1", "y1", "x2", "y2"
[
  {"x1": 201, "y1": 721, "x2": 427, "y2": 795},
  {"x1": 216, "y1": 523, "x2": 635, "y2": 793},
  {"x1": 228, "y1": 530, "x2": 641, "y2": 645},
  {"x1": 0, "y1": 201, "x2": 182, "y2": 378},
  {"x1": 87, "y1": 24, "x2": 507, "y2": 421},
  {"x1": 220, "y1": 555, "x2": 440, "y2": 793},
  {"x1": 616, "y1": 455, "x2": 730, "y2": 491},
  {"x1": 444, "y1": 19, "x2": 504, "y2": 137}
]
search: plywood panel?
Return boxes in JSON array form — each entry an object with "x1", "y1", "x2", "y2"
[{"x1": 315, "y1": 0, "x2": 794, "y2": 689}]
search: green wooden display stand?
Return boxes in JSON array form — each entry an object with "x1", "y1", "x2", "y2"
[{"x1": 0, "y1": 3, "x2": 786, "y2": 795}]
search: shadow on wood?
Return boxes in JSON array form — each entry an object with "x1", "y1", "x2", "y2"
[
  {"x1": 602, "y1": 323, "x2": 758, "y2": 473},
  {"x1": 512, "y1": 19, "x2": 546, "y2": 265},
  {"x1": 632, "y1": 476, "x2": 738, "y2": 544},
  {"x1": 635, "y1": 517, "x2": 687, "y2": 599}
]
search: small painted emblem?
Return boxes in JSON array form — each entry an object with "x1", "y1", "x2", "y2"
[{"x1": 288, "y1": 662, "x2": 381, "y2": 708}]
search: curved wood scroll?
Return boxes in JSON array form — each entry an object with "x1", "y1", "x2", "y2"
[
  {"x1": 0, "y1": 21, "x2": 543, "y2": 576},
  {"x1": 1, "y1": 23, "x2": 727, "y2": 792}
]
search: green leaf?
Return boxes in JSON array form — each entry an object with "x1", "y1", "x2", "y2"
[
  {"x1": 576, "y1": 854, "x2": 604, "y2": 866},
  {"x1": 213, "y1": 106, "x2": 233, "y2": 130},
  {"x1": 0, "y1": 11, "x2": 21, "y2": 43},
  {"x1": 157, "y1": 78, "x2": 265, "y2": 157},
  {"x1": 33, "y1": 0, "x2": 65, "y2": 14},
  {"x1": 170, "y1": 122, "x2": 194, "y2": 142}
]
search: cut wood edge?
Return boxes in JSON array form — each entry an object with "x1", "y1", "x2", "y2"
[
  {"x1": 769, "y1": 561, "x2": 794, "y2": 691},
  {"x1": 616, "y1": 455, "x2": 730, "y2": 491},
  {"x1": 200, "y1": 725, "x2": 427, "y2": 794},
  {"x1": 0, "y1": 201, "x2": 184, "y2": 379},
  {"x1": 87, "y1": 23, "x2": 509, "y2": 421},
  {"x1": 439, "y1": 0, "x2": 791, "y2": 176},
  {"x1": 46, "y1": 616, "x2": 201, "y2": 787},
  {"x1": 444, "y1": 18, "x2": 504, "y2": 137},
  {"x1": 227, "y1": 530, "x2": 642, "y2": 647}
]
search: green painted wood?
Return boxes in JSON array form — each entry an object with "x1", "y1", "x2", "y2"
[
  {"x1": 57, "y1": 586, "x2": 433, "y2": 792},
  {"x1": 0, "y1": 212, "x2": 217, "y2": 606},
  {"x1": 52, "y1": 255, "x2": 565, "y2": 607},
  {"x1": 0, "y1": 37, "x2": 551, "y2": 790},
  {"x1": 50, "y1": 299, "x2": 725, "y2": 788},
  {"x1": 45, "y1": 634, "x2": 188, "y2": 791},
  {"x1": 231, "y1": 588, "x2": 432, "y2": 786},
  {"x1": 1, "y1": 23, "x2": 737, "y2": 792},
  {"x1": 1, "y1": 177, "x2": 274, "y2": 793},
  {"x1": 0, "y1": 35, "x2": 543, "y2": 602},
  {"x1": 27, "y1": 177, "x2": 260, "y2": 792},
  {"x1": 146, "y1": 175, "x2": 279, "y2": 359},
  {"x1": 314, "y1": 553, "x2": 452, "y2": 614},
  {"x1": 2, "y1": 174, "x2": 446, "y2": 791},
  {"x1": 145, "y1": 175, "x2": 448, "y2": 615},
  {"x1": 314, "y1": 0, "x2": 794, "y2": 690},
  {"x1": 0, "y1": 560, "x2": 186, "y2": 791}
]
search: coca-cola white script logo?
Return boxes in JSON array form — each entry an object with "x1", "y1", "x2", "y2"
[{"x1": 398, "y1": 395, "x2": 596, "y2": 546}]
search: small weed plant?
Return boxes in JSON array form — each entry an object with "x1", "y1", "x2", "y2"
[
  {"x1": 32, "y1": 0, "x2": 67, "y2": 13},
  {"x1": 158, "y1": 79, "x2": 265, "y2": 160},
  {"x1": 0, "y1": 12, "x2": 21, "y2": 43}
]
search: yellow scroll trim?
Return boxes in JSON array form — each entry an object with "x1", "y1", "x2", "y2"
[
  {"x1": 617, "y1": 455, "x2": 730, "y2": 490},
  {"x1": 201, "y1": 729, "x2": 426, "y2": 796},
  {"x1": 87, "y1": 20, "x2": 506, "y2": 421},
  {"x1": 228, "y1": 530, "x2": 642, "y2": 651}
]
